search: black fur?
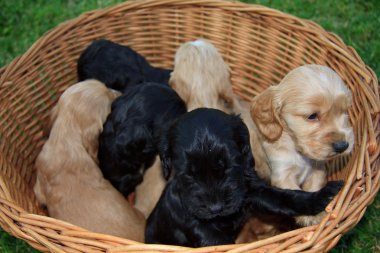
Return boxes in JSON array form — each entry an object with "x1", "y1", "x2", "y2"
[
  {"x1": 98, "y1": 82, "x2": 187, "y2": 197},
  {"x1": 145, "y1": 108, "x2": 343, "y2": 247},
  {"x1": 77, "y1": 39, "x2": 172, "y2": 91}
]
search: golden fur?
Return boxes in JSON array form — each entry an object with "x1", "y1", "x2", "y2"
[
  {"x1": 169, "y1": 39, "x2": 238, "y2": 112},
  {"x1": 33, "y1": 80, "x2": 145, "y2": 241},
  {"x1": 250, "y1": 64, "x2": 354, "y2": 225},
  {"x1": 135, "y1": 157, "x2": 165, "y2": 218},
  {"x1": 236, "y1": 215, "x2": 294, "y2": 244}
]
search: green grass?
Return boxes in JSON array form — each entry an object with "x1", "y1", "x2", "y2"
[
  {"x1": 0, "y1": 0, "x2": 379, "y2": 252},
  {"x1": 241, "y1": 0, "x2": 380, "y2": 76},
  {"x1": 0, "y1": 231, "x2": 38, "y2": 253}
]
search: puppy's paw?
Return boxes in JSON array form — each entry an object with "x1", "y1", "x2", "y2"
[
  {"x1": 313, "y1": 180, "x2": 343, "y2": 212},
  {"x1": 295, "y1": 211, "x2": 326, "y2": 227}
]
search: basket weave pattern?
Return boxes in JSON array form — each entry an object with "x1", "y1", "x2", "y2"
[{"x1": 0, "y1": 0, "x2": 379, "y2": 252}]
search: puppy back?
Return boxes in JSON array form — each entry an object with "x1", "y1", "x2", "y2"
[{"x1": 170, "y1": 39, "x2": 233, "y2": 110}]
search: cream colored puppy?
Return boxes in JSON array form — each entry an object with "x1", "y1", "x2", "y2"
[
  {"x1": 33, "y1": 80, "x2": 145, "y2": 241},
  {"x1": 169, "y1": 39, "x2": 238, "y2": 112},
  {"x1": 250, "y1": 64, "x2": 354, "y2": 225}
]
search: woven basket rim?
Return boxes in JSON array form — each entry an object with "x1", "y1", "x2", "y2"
[{"x1": 0, "y1": 0, "x2": 379, "y2": 252}]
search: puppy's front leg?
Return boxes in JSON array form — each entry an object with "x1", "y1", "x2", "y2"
[
  {"x1": 245, "y1": 169, "x2": 343, "y2": 217},
  {"x1": 295, "y1": 168, "x2": 327, "y2": 226},
  {"x1": 302, "y1": 168, "x2": 326, "y2": 191},
  {"x1": 271, "y1": 166, "x2": 302, "y2": 190}
]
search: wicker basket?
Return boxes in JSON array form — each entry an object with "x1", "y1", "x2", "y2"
[{"x1": 0, "y1": 0, "x2": 379, "y2": 252}]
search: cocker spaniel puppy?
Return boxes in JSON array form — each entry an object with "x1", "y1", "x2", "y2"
[
  {"x1": 250, "y1": 64, "x2": 353, "y2": 226},
  {"x1": 77, "y1": 39, "x2": 171, "y2": 91},
  {"x1": 169, "y1": 39, "x2": 238, "y2": 112},
  {"x1": 33, "y1": 80, "x2": 146, "y2": 240},
  {"x1": 98, "y1": 82, "x2": 187, "y2": 199},
  {"x1": 145, "y1": 108, "x2": 343, "y2": 247}
]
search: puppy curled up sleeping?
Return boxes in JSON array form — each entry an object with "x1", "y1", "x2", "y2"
[
  {"x1": 98, "y1": 82, "x2": 187, "y2": 199},
  {"x1": 77, "y1": 39, "x2": 172, "y2": 91},
  {"x1": 33, "y1": 80, "x2": 145, "y2": 241},
  {"x1": 145, "y1": 108, "x2": 343, "y2": 247},
  {"x1": 250, "y1": 64, "x2": 354, "y2": 226}
]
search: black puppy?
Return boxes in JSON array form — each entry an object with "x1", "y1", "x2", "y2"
[
  {"x1": 145, "y1": 108, "x2": 343, "y2": 247},
  {"x1": 98, "y1": 82, "x2": 187, "y2": 197},
  {"x1": 77, "y1": 39, "x2": 172, "y2": 91}
]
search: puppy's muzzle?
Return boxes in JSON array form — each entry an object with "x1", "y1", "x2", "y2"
[{"x1": 332, "y1": 141, "x2": 349, "y2": 153}]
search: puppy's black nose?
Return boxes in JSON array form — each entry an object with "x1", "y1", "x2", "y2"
[{"x1": 333, "y1": 141, "x2": 349, "y2": 153}]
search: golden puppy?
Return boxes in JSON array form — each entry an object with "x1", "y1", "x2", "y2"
[
  {"x1": 33, "y1": 80, "x2": 145, "y2": 241},
  {"x1": 250, "y1": 64, "x2": 354, "y2": 225}
]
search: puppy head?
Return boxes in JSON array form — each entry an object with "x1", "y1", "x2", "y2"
[
  {"x1": 56, "y1": 80, "x2": 120, "y2": 160},
  {"x1": 97, "y1": 82, "x2": 186, "y2": 197},
  {"x1": 251, "y1": 64, "x2": 354, "y2": 160},
  {"x1": 77, "y1": 39, "x2": 145, "y2": 91},
  {"x1": 160, "y1": 108, "x2": 254, "y2": 219},
  {"x1": 169, "y1": 39, "x2": 235, "y2": 111}
]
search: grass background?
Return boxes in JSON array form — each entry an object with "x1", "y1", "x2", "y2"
[{"x1": 0, "y1": 0, "x2": 379, "y2": 252}]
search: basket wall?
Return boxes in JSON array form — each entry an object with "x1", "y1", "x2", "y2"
[{"x1": 0, "y1": 0, "x2": 379, "y2": 252}]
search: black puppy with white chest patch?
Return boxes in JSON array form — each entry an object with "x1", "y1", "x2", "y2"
[
  {"x1": 145, "y1": 108, "x2": 343, "y2": 247},
  {"x1": 98, "y1": 82, "x2": 187, "y2": 198},
  {"x1": 77, "y1": 39, "x2": 171, "y2": 91}
]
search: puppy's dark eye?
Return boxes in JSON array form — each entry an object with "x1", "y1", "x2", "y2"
[{"x1": 307, "y1": 113, "x2": 319, "y2": 121}]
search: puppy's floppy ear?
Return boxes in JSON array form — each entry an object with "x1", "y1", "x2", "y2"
[
  {"x1": 82, "y1": 122, "x2": 102, "y2": 162},
  {"x1": 156, "y1": 122, "x2": 175, "y2": 180},
  {"x1": 250, "y1": 88, "x2": 282, "y2": 142},
  {"x1": 107, "y1": 88, "x2": 122, "y2": 100},
  {"x1": 41, "y1": 104, "x2": 59, "y2": 139}
]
